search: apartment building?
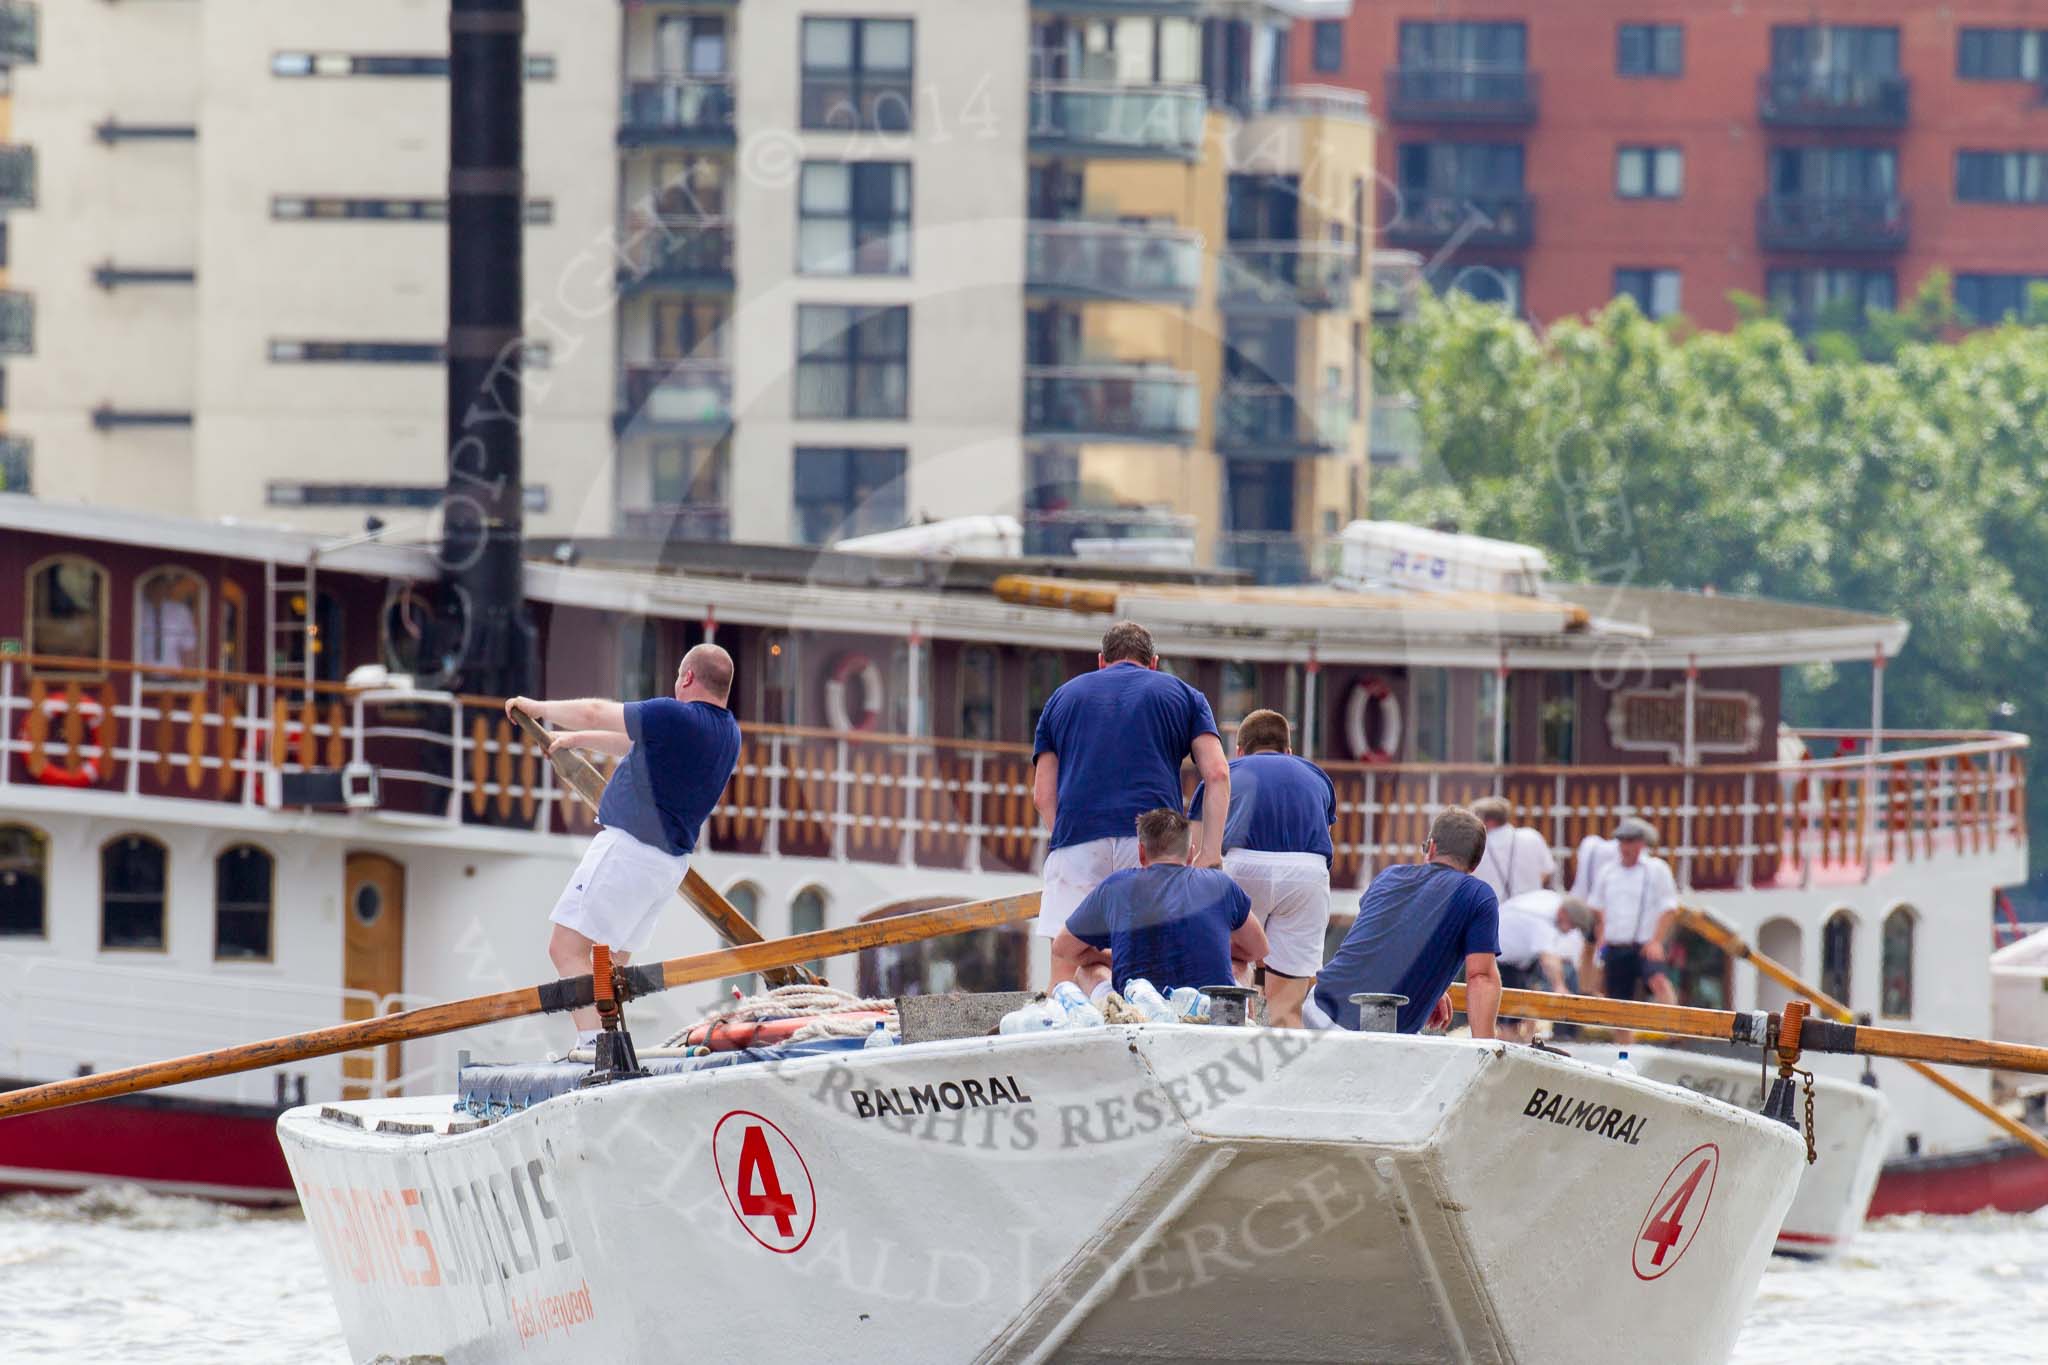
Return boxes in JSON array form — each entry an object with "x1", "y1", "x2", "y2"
[
  {"x1": 1, "y1": 2, "x2": 1376, "y2": 583},
  {"x1": 1301, "y1": 3, "x2": 2048, "y2": 330}
]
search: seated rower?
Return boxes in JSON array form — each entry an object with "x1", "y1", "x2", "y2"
[{"x1": 1050, "y1": 808, "x2": 1269, "y2": 1003}]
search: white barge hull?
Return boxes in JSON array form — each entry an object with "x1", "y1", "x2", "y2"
[{"x1": 281, "y1": 1028, "x2": 1802, "y2": 1364}]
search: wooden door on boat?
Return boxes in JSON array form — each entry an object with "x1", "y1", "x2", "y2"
[{"x1": 342, "y1": 852, "x2": 406, "y2": 1100}]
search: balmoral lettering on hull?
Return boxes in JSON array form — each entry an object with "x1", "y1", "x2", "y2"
[
  {"x1": 850, "y1": 1075, "x2": 1034, "y2": 1120},
  {"x1": 1523, "y1": 1087, "x2": 1649, "y2": 1146}
]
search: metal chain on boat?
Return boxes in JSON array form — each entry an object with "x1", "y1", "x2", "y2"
[{"x1": 1798, "y1": 1067, "x2": 1818, "y2": 1165}]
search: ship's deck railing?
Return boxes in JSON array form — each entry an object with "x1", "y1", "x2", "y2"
[{"x1": 0, "y1": 654, "x2": 2027, "y2": 893}]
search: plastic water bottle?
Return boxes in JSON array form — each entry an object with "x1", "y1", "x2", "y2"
[
  {"x1": 1048, "y1": 982, "x2": 1105, "y2": 1029},
  {"x1": 863, "y1": 1020, "x2": 897, "y2": 1049},
  {"x1": 1614, "y1": 1049, "x2": 1638, "y2": 1076},
  {"x1": 1124, "y1": 979, "x2": 1178, "y2": 1024},
  {"x1": 999, "y1": 1000, "x2": 1062, "y2": 1034},
  {"x1": 1168, "y1": 986, "x2": 1203, "y2": 1019}
]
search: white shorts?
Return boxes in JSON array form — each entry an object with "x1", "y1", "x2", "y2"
[
  {"x1": 1038, "y1": 836, "x2": 1140, "y2": 937},
  {"x1": 548, "y1": 827, "x2": 691, "y2": 954},
  {"x1": 1223, "y1": 849, "x2": 1332, "y2": 979}
]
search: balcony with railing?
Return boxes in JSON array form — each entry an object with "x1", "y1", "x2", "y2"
[
  {"x1": 1215, "y1": 383, "x2": 1348, "y2": 457},
  {"x1": 1028, "y1": 82, "x2": 1206, "y2": 160},
  {"x1": 1023, "y1": 365, "x2": 1199, "y2": 443},
  {"x1": 618, "y1": 503, "x2": 731, "y2": 542},
  {"x1": 1371, "y1": 250, "x2": 1425, "y2": 323},
  {"x1": 1756, "y1": 195, "x2": 1909, "y2": 253},
  {"x1": 619, "y1": 77, "x2": 735, "y2": 147},
  {"x1": 1386, "y1": 65, "x2": 1537, "y2": 124},
  {"x1": 0, "y1": 144, "x2": 34, "y2": 210},
  {"x1": 1217, "y1": 241, "x2": 1358, "y2": 312},
  {"x1": 1758, "y1": 70, "x2": 1909, "y2": 128},
  {"x1": 618, "y1": 216, "x2": 735, "y2": 293},
  {"x1": 1383, "y1": 191, "x2": 1534, "y2": 249},
  {"x1": 0, "y1": 654, "x2": 2023, "y2": 895},
  {"x1": 1024, "y1": 221, "x2": 1202, "y2": 305},
  {"x1": 615, "y1": 361, "x2": 732, "y2": 434},
  {"x1": 0, "y1": 3, "x2": 36, "y2": 66},
  {"x1": 1020, "y1": 507, "x2": 1196, "y2": 560}
]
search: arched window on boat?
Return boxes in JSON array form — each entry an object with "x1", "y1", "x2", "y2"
[
  {"x1": 790, "y1": 884, "x2": 827, "y2": 977},
  {"x1": 1755, "y1": 917, "x2": 1803, "y2": 1013},
  {"x1": 215, "y1": 844, "x2": 275, "y2": 961},
  {"x1": 722, "y1": 881, "x2": 762, "y2": 998},
  {"x1": 26, "y1": 555, "x2": 109, "y2": 676},
  {"x1": 1881, "y1": 905, "x2": 1916, "y2": 1019},
  {"x1": 135, "y1": 566, "x2": 208, "y2": 684},
  {"x1": 958, "y1": 646, "x2": 997, "y2": 740},
  {"x1": 1820, "y1": 909, "x2": 1856, "y2": 1009},
  {"x1": 1024, "y1": 650, "x2": 1063, "y2": 737},
  {"x1": 101, "y1": 834, "x2": 168, "y2": 951},
  {"x1": 0, "y1": 823, "x2": 49, "y2": 938},
  {"x1": 1219, "y1": 661, "x2": 1260, "y2": 736},
  {"x1": 857, "y1": 896, "x2": 1029, "y2": 997}
]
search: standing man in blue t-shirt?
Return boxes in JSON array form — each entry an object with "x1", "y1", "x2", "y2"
[
  {"x1": 1051, "y1": 809, "x2": 1268, "y2": 998},
  {"x1": 508, "y1": 642, "x2": 742, "y2": 1045},
  {"x1": 1311, "y1": 807, "x2": 1502, "y2": 1039},
  {"x1": 1188, "y1": 708, "x2": 1335, "y2": 1027},
  {"x1": 1030, "y1": 620, "x2": 1229, "y2": 949}
]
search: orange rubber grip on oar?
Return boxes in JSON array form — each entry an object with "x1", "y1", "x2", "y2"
[
  {"x1": 1777, "y1": 999, "x2": 1807, "y2": 1065},
  {"x1": 591, "y1": 944, "x2": 615, "y2": 1007}
]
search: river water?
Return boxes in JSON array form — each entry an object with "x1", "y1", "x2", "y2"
[{"x1": 0, "y1": 1186, "x2": 2041, "y2": 1362}]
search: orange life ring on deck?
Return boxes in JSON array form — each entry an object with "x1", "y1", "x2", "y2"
[
  {"x1": 1343, "y1": 677, "x2": 1403, "y2": 764},
  {"x1": 20, "y1": 695, "x2": 109, "y2": 789},
  {"x1": 824, "y1": 653, "x2": 884, "y2": 733},
  {"x1": 684, "y1": 1010, "x2": 888, "y2": 1052}
]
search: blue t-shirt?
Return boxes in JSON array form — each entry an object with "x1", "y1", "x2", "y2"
[
  {"x1": 1188, "y1": 751, "x2": 1335, "y2": 863},
  {"x1": 1032, "y1": 664, "x2": 1219, "y2": 851},
  {"x1": 1065, "y1": 864, "x2": 1251, "y2": 995},
  {"x1": 1313, "y1": 862, "x2": 1500, "y2": 1033},
  {"x1": 596, "y1": 698, "x2": 742, "y2": 857}
]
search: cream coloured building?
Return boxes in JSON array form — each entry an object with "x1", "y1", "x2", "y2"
[{"x1": 7, "y1": 0, "x2": 1376, "y2": 582}]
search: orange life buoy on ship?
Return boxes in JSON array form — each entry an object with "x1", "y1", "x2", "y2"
[
  {"x1": 19, "y1": 694, "x2": 110, "y2": 789},
  {"x1": 824, "y1": 653, "x2": 884, "y2": 733},
  {"x1": 1343, "y1": 677, "x2": 1403, "y2": 764}
]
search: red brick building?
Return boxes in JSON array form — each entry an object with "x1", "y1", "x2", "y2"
[{"x1": 1297, "y1": 3, "x2": 2048, "y2": 330}]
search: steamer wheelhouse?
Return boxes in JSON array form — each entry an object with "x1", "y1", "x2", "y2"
[{"x1": 0, "y1": 496, "x2": 2028, "y2": 1202}]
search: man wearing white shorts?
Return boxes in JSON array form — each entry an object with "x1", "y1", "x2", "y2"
[
  {"x1": 1031, "y1": 621, "x2": 1229, "y2": 954},
  {"x1": 508, "y1": 642, "x2": 740, "y2": 1045},
  {"x1": 1189, "y1": 708, "x2": 1335, "y2": 1027}
]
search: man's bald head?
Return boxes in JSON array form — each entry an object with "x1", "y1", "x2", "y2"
[{"x1": 677, "y1": 643, "x2": 734, "y2": 705}]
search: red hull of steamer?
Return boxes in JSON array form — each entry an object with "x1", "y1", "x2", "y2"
[
  {"x1": 0, "y1": 1077, "x2": 295, "y2": 1205},
  {"x1": 1867, "y1": 1139, "x2": 2048, "y2": 1218}
]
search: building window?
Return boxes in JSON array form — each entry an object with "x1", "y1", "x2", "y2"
[
  {"x1": 790, "y1": 885, "x2": 827, "y2": 976},
  {"x1": 1615, "y1": 268, "x2": 1682, "y2": 319},
  {"x1": 1958, "y1": 151, "x2": 2048, "y2": 204},
  {"x1": 794, "y1": 305, "x2": 909, "y2": 420},
  {"x1": 1397, "y1": 21, "x2": 1526, "y2": 69},
  {"x1": 268, "y1": 483, "x2": 550, "y2": 512},
  {"x1": 797, "y1": 161, "x2": 911, "y2": 276},
  {"x1": 650, "y1": 438, "x2": 729, "y2": 509},
  {"x1": 959, "y1": 646, "x2": 997, "y2": 741},
  {"x1": 792, "y1": 447, "x2": 907, "y2": 544},
  {"x1": 1958, "y1": 29, "x2": 2046, "y2": 80},
  {"x1": 654, "y1": 298, "x2": 730, "y2": 361},
  {"x1": 27, "y1": 555, "x2": 109, "y2": 672},
  {"x1": 271, "y1": 197, "x2": 554, "y2": 225},
  {"x1": 0, "y1": 436, "x2": 27, "y2": 494},
  {"x1": 1398, "y1": 141, "x2": 1524, "y2": 196},
  {"x1": 1025, "y1": 651, "x2": 1063, "y2": 736},
  {"x1": 1537, "y1": 672, "x2": 1575, "y2": 763},
  {"x1": 656, "y1": 13, "x2": 729, "y2": 76},
  {"x1": 1956, "y1": 273, "x2": 2048, "y2": 324},
  {"x1": 0, "y1": 823, "x2": 47, "y2": 938},
  {"x1": 1771, "y1": 25, "x2": 1899, "y2": 78},
  {"x1": 1616, "y1": 146, "x2": 1683, "y2": 199},
  {"x1": 1618, "y1": 24, "x2": 1683, "y2": 77},
  {"x1": 801, "y1": 18, "x2": 914, "y2": 132},
  {"x1": 1768, "y1": 268, "x2": 1895, "y2": 327},
  {"x1": 1411, "y1": 667, "x2": 1449, "y2": 762},
  {"x1": 1881, "y1": 906, "x2": 1915, "y2": 1018},
  {"x1": 1770, "y1": 146, "x2": 1896, "y2": 196},
  {"x1": 135, "y1": 567, "x2": 207, "y2": 682},
  {"x1": 722, "y1": 882, "x2": 761, "y2": 997},
  {"x1": 1441, "y1": 264, "x2": 1523, "y2": 313},
  {"x1": 1312, "y1": 20, "x2": 1343, "y2": 73},
  {"x1": 271, "y1": 53, "x2": 556, "y2": 79},
  {"x1": 101, "y1": 834, "x2": 168, "y2": 951},
  {"x1": 215, "y1": 844, "x2": 275, "y2": 961},
  {"x1": 1820, "y1": 909, "x2": 1855, "y2": 1008},
  {"x1": 268, "y1": 341, "x2": 436, "y2": 365}
]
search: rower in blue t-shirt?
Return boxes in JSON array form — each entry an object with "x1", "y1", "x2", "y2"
[
  {"x1": 1030, "y1": 620, "x2": 1229, "y2": 944},
  {"x1": 1052, "y1": 808, "x2": 1269, "y2": 999},
  {"x1": 1187, "y1": 708, "x2": 1335, "y2": 1027},
  {"x1": 1311, "y1": 807, "x2": 1503, "y2": 1038},
  {"x1": 508, "y1": 643, "x2": 742, "y2": 1046}
]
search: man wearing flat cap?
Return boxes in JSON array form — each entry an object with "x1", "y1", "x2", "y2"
[{"x1": 1589, "y1": 816, "x2": 1679, "y2": 1041}]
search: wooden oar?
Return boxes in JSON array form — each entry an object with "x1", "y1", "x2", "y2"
[
  {"x1": 1446, "y1": 983, "x2": 2048, "y2": 1076},
  {"x1": 0, "y1": 891, "x2": 1039, "y2": 1122},
  {"x1": 1677, "y1": 905, "x2": 2048, "y2": 1161},
  {"x1": 508, "y1": 705, "x2": 813, "y2": 987}
]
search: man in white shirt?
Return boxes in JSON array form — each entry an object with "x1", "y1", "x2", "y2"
[
  {"x1": 1470, "y1": 797, "x2": 1556, "y2": 905},
  {"x1": 1494, "y1": 890, "x2": 1598, "y2": 1041},
  {"x1": 1569, "y1": 831, "x2": 1617, "y2": 903},
  {"x1": 1590, "y1": 817, "x2": 1679, "y2": 1042}
]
